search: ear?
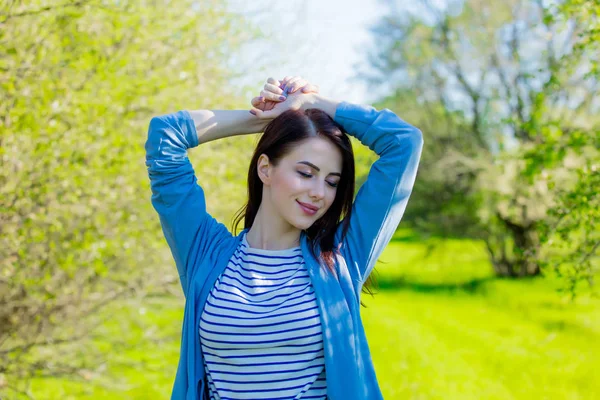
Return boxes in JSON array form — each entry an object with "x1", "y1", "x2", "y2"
[{"x1": 257, "y1": 154, "x2": 272, "y2": 185}]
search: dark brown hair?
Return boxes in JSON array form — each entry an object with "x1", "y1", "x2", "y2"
[{"x1": 232, "y1": 108, "x2": 376, "y2": 305}]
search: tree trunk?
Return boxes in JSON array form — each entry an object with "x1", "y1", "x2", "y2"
[{"x1": 485, "y1": 213, "x2": 541, "y2": 277}]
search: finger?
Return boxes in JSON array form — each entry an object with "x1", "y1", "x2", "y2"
[
  {"x1": 249, "y1": 106, "x2": 274, "y2": 119},
  {"x1": 260, "y1": 89, "x2": 287, "y2": 102},
  {"x1": 263, "y1": 82, "x2": 284, "y2": 96},
  {"x1": 287, "y1": 79, "x2": 309, "y2": 94},
  {"x1": 301, "y1": 83, "x2": 319, "y2": 93},
  {"x1": 281, "y1": 75, "x2": 304, "y2": 91},
  {"x1": 253, "y1": 97, "x2": 273, "y2": 111},
  {"x1": 284, "y1": 76, "x2": 303, "y2": 93},
  {"x1": 280, "y1": 76, "x2": 293, "y2": 89},
  {"x1": 267, "y1": 77, "x2": 283, "y2": 91},
  {"x1": 251, "y1": 96, "x2": 263, "y2": 107},
  {"x1": 264, "y1": 101, "x2": 276, "y2": 111}
]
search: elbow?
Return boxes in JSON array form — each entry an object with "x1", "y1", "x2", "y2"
[
  {"x1": 147, "y1": 115, "x2": 165, "y2": 140},
  {"x1": 145, "y1": 116, "x2": 165, "y2": 158},
  {"x1": 377, "y1": 127, "x2": 423, "y2": 161},
  {"x1": 396, "y1": 126, "x2": 423, "y2": 152},
  {"x1": 408, "y1": 128, "x2": 424, "y2": 164},
  {"x1": 411, "y1": 127, "x2": 424, "y2": 150},
  {"x1": 389, "y1": 127, "x2": 423, "y2": 169},
  {"x1": 382, "y1": 108, "x2": 423, "y2": 148}
]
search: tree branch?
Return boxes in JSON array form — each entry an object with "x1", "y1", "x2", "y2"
[{"x1": 0, "y1": 0, "x2": 89, "y2": 20}]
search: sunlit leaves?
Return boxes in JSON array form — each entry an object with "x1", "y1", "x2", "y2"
[{"x1": 0, "y1": 0, "x2": 256, "y2": 394}]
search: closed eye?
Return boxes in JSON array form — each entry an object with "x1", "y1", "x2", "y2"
[{"x1": 297, "y1": 171, "x2": 338, "y2": 188}]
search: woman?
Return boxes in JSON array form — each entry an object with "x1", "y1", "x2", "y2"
[{"x1": 145, "y1": 76, "x2": 423, "y2": 399}]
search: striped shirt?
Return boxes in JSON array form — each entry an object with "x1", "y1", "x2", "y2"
[{"x1": 199, "y1": 232, "x2": 328, "y2": 400}]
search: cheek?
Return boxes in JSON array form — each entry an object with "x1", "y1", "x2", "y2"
[
  {"x1": 271, "y1": 174, "x2": 303, "y2": 203},
  {"x1": 324, "y1": 189, "x2": 338, "y2": 209},
  {"x1": 287, "y1": 175, "x2": 309, "y2": 195}
]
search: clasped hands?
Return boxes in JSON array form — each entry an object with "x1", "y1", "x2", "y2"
[{"x1": 249, "y1": 76, "x2": 320, "y2": 119}]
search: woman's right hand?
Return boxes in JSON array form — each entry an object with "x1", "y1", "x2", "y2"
[{"x1": 249, "y1": 76, "x2": 319, "y2": 119}]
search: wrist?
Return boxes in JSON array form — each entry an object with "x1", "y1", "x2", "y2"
[
  {"x1": 247, "y1": 113, "x2": 270, "y2": 133},
  {"x1": 301, "y1": 94, "x2": 340, "y2": 120}
]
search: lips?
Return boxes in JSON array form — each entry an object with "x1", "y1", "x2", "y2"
[{"x1": 297, "y1": 200, "x2": 320, "y2": 215}]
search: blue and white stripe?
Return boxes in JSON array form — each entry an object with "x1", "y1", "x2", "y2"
[{"x1": 199, "y1": 232, "x2": 327, "y2": 400}]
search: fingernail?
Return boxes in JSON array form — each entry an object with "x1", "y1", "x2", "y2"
[
  {"x1": 249, "y1": 110, "x2": 256, "y2": 115},
  {"x1": 259, "y1": 96, "x2": 264, "y2": 102},
  {"x1": 279, "y1": 96, "x2": 286, "y2": 101}
]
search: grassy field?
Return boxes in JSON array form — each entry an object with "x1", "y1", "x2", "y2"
[{"x1": 28, "y1": 231, "x2": 599, "y2": 399}]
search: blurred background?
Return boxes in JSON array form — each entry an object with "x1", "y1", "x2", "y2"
[{"x1": 1, "y1": 0, "x2": 598, "y2": 398}]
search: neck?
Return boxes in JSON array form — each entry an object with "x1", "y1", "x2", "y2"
[{"x1": 246, "y1": 204, "x2": 301, "y2": 251}]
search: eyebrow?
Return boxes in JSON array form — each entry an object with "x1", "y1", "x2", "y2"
[{"x1": 297, "y1": 161, "x2": 341, "y2": 177}]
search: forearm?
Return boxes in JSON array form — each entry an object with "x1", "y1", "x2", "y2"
[
  {"x1": 186, "y1": 94, "x2": 340, "y2": 145},
  {"x1": 300, "y1": 94, "x2": 341, "y2": 119},
  {"x1": 333, "y1": 102, "x2": 422, "y2": 156},
  {"x1": 186, "y1": 109, "x2": 268, "y2": 145}
]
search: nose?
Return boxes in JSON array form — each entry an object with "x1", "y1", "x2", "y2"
[{"x1": 309, "y1": 180, "x2": 325, "y2": 200}]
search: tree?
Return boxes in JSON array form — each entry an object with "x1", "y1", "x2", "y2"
[
  {"x1": 361, "y1": 0, "x2": 599, "y2": 279},
  {"x1": 0, "y1": 0, "x2": 259, "y2": 396},
  {"x1": 521, "y1": 0, "x2": 600, "y2": 295}
]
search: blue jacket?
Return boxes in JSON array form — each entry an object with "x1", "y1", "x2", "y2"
[{"x1": 145, "y1": 101, "x2": 423, "y2": 399}]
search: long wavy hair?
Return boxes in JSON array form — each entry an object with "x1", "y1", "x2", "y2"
[{"x1": 231, "y1": 108, "x2": 377, "y2": 305}]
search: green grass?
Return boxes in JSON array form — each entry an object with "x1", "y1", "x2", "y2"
[{"x1": 27, "y1": 231, "x2": 599, "y2": 399}]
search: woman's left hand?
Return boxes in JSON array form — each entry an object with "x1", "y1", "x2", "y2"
[{"x1": 250, "y1": 76, "x2": 319, "y2": 119}]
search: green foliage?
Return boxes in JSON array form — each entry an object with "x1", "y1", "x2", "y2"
[
  {"x1": 0, "y1": 0, "x2": 260, "y2": 396},
  {"x1": 365, "y1": 0, "x2": 599, "y2": 283},
  {"x1": 375, "y1": 92, "x2": 482, "y2": 237},
  {"x1": 519, "y1": 0, "x2": 600, "y2": 295}
]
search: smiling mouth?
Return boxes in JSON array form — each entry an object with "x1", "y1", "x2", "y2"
[{"x1": 297, "y1": 200, "x2": 319, "y2": 215}]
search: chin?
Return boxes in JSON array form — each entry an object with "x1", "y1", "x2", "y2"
[
  {"x1": 292, "y1": 221, "x2": 313, "y2": 231},
  {"x1": 287, "y1": 217, "x2": 315, "y2": 232}
]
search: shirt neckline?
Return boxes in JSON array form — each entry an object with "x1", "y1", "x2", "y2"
[{"x1": 242, "y1": 232, "x2": 301, "y2": 255}]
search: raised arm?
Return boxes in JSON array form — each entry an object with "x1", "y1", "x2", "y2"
[
  {"x1": 145, "y1": 77, "x2": 321, "y2": 296},
  {"x1": 145, "y1": 110, "x2": 266, "y2": 295},
  {"x1": 331, "y1": 100, "x2": 423, "y2": 290},
  {"x1": 248, "y1": 84, "x2": 423, "y2": 291}
]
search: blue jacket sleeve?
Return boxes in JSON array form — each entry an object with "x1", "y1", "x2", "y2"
[
  {"x1": 145, "y1": 111, "x2": 230, "y2": 296},
  {"x1": 333, "y1": 102, "x2": 423, "y2": 289}
]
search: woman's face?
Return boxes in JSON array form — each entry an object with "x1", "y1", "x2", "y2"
[{"x1": 259, "y1": 136, "x2": 343, "y2": 231}]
